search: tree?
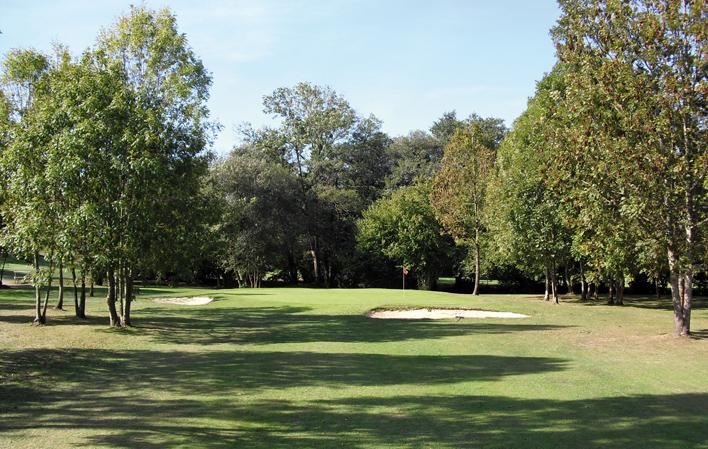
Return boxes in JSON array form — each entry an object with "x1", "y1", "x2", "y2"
[
  {"x1": 430, "y1": 118, "x2": 503, "y2": 295},
  {"x1": 486, "y1": 70, "x2": 572, "y2": 303},
  {"x1": 86, "y1": 5, "x2": 214, "y2": 325},
  {"x1": 357, "y1": 181, "x2": 453, "y2": 290},
  {"x1": 336, "y1": 115, "x2": 393, "y2": 204},
  {"x1": 0, "y1": 48, "x2": 56, "y2": 324},
  {"x1": 552, "y1": 0, "x2": 707, "y2": 335},
  {"x1": 211, "y1": 148, "x2": 303, "y2": 287},
  {"x1": 240, "y1": 82, "x2": 391, "y2": 286},
  {"x1": 385, "y1": 131, "x2": 442, "y2": 192}
]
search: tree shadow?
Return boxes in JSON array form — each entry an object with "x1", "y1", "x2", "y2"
[
  {"x1": 572, "y1": 295, "x2": 707, "y2": 311},
  {"x1": 132, "y1": 305, "x2": 570, "y2": 345},
  {"x1": 689, "y1": 329, "x2": 708, "y2": 340},
  {"x1": 2, "y1": 385, "x2": 705, "y2": 448},
  {"x1": 0, "y1": 348, "x2": 567, "y2": 396}
]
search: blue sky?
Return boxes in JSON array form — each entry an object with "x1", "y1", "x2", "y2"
[{"x1": 1, "y1": 1, "x2": 561, "y2": 153}]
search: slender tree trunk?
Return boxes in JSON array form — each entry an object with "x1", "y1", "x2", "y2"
[
  {"x1": 287, "y1": 250, "x2": 298, "y2": 284},
  {"x1": 551, "y1": 263, "x2": 559, "y2": 304},
  {"x1": 655, "y1": 275, "x2": 661, "y2": 299},
  {"x1": 580, "y1": 261, "x2": 587, "y2": 301},
  {"x1": 682, "y1": 269, "x2": 692, "y2": 336},
  {"x1": 117, "y1": 265, "x2": 124, "y2": 323},
  {"x1": 106, "y1": 268, "x2": 119, "y2": 326},
  {"x1": 607, "y1": 280, "x2": 615, "y2": 305},
  {"x1": 78, "y1": 273, "x2": 86, "y2": 319},
  {"x1": 122, "y1": 269, "x2": 133, "y2": 326},
  {"x1": 310, "y1": 247, "x2": 320, "y2": 285},
  {"x1": 544, "y1": 268, "x2": 550, "y2": 301},
  {"x1": 564, "y1": 264, "x2": 571, "y2": 294},
  {"x1": 33, "y1": 253, "x2": 44, "y2": 325},
  {"x1": 89, "y1": 277, "x2": 94, "y2": 297},
  {"x1": 55, "y1": 259, "x2": 64, "y2": 310},
  {"x1": 0, "y1": 252, "x2": 7, "y2": 287},
  {"x1": 472, "y1": 241, "x2": 480, "y2": 296},
  {"x1": 668, "y1": 249, "x2": 686, "y2": 336},
  {"x1": 71, "y1": 267, "x2": 79, "y2": 316},
  {"x1": 40, "y1": 259, "x2": 54, "y2": 323}
]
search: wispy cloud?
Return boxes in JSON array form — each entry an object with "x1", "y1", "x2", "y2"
[{"x1": 175, "y1": 0, "x2": 349, "y2": 63}]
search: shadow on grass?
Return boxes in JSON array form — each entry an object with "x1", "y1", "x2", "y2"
[
  {"x1": 0, "y1": 348, "x2": 567, "y2": 395},
  {"x1": 132, "y1": 306, "x2": 570, "y2": 345},
  {"x1": 571, "y1": 295, "x2": 707, "y2": 311},
  {"x1": 1, "y1": 383, "x2": 705, "y2": 448}
]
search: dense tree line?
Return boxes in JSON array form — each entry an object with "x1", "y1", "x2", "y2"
[
  {"x1": 489, "y1": 0, "x2": 706, "y2": 335},
  {"x1": 0, "y1": 2, "x2": 704, "y2": 336},
  {"x1": 210, "y1": 1, "x2": 705, "y2": 337}
]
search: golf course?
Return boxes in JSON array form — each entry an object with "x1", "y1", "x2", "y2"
[
  {"x1": 1, "y1": 2, "x2": 706, "y2": 448},
  {"x1": 2, "y1": 287, "x2": 706, "y2": 448}
]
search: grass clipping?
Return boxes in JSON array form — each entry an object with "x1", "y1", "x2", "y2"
[
  {"x1": 153, "y1": 296, "x2": 214, "y2": 305},
  {"x1": 367, "y1": 307, "x2": 528, "y2": 320}
]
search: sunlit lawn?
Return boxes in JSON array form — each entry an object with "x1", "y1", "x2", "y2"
[{"x1": 1, "y1": 285, "x2": 707, "y2": 448}]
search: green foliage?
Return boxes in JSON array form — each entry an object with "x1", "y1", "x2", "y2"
[
  {"x1": 431, "y1": 118, "x2": 503, "y2": 294},
  {"x1": 552, "y1": 0, "x2": 706, "y2": 330},
  {"x1": 357, "y1": 182, "x2": 452, "y2": 289},
  {"x1": 233, "y1": 82, "x2": 393, "y2": 286},
  {"x1": 385, "y1": 131, "x2": 442, "y2": 192},
  {"x1": 211, "y1": 148, "x2": 303, "y2": 286},
  {"x1": 0, "y1": 5, "x2": 215, "y2": 324},
  {"x1": 486, "y1": 68, "x2": 572, "y2": 289}
]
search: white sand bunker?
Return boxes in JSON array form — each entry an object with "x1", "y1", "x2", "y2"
[
  {"x1": 368, "y1": 308, "x2": 528, "y2": 320},
  {"x1": 153, "y1": 296, "x2": 214, "y2": 305}
]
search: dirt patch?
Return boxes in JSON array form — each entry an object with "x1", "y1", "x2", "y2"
[
  {"x1": 367, "y1": 308, "x2": 528, "y2": 320},
  {"x1": 153, "y1": 296, "x2": 214, "y2": 306}
]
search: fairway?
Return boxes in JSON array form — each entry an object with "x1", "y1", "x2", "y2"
[{"x1": 1, "y1": 288, "x2": 707, "y2": 449}]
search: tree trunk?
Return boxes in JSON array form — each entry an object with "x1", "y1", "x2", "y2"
[
  {"x1": 89, "y1": 278, "x2": 94, "y2": 297},
  {"x1": 106, "y1": 268, "x2": 119, "y2": 326},
  {"x1": 607, "y1": 280, "x2": 615, "y2": 305},
  {"x1": 0, "y1": 252, "x2": 7, "y2": 287},
  {"x1": 310, "y1": 247, "x2": 320, "y2": 285},
  {"x1": 287, "y1": 250, "x2": 298, "y2": 284},
  {"x1": 78, "y1": 273, "x2": 86, "y2": 319},
  {"x1": 122, "y1": 269, "x2": 133, "y2": 326},
  {"x1": 682, "y1": 269, "x2": 692, "y2": 336},
  {"x1": 580, "y1": 261, "x2": 587, "y2": 301},
  {"x1": 117, "y1": 266, "x2": 124, "y2": 323},
  {"x1": 40, "y1": 259, "x2": 54, "y2": 323},
  {"x1": 654, "y1": 275, "x2": 660, "y2": 299},
  {"x1": 668, "y1": 257, "x2": 686, "y2": 336},
  {"x1": 33, "y1": 253, "x2": 44, "y2": 325},
  {"x1": 55, "y1": 259, "x2": 64, "y2": 310},
  {"x1": 564, "y1": 264, "x2": 571, "y2": 294},
  {"x1": 472, "y1": 242, "x2": 480, "y2": 296},
  {"x1": 616, "y1": 276, "x2": 624, "y2": 306},
  {"x1": 550, "y1": 264, "x2": 559, "y2": 304},
  {"x1": 544, "y1": 268, "x2": 550, "y2": 301},
  {"x1": 71, "y1": 267, "x2": 78, "y2": 315}
]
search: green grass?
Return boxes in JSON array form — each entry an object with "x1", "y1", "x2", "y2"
[
  {"x1": 0, "y1": 256, "x2": 73, "y2": 285},
  {"x1": 1, "y1": 286, "x2": 707, "y2": 448}
]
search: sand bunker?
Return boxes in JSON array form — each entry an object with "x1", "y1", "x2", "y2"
[
  {"x1": 153, "y1": 296, "x2": 214, "y2": 305},
  {"x1": 367, "y1": 308, "x2": 528, "y2": 320}
]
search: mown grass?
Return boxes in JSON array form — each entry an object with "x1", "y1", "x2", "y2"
[{"x1": 1, "y1": 285, "x2": 707, "y2": 448}]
